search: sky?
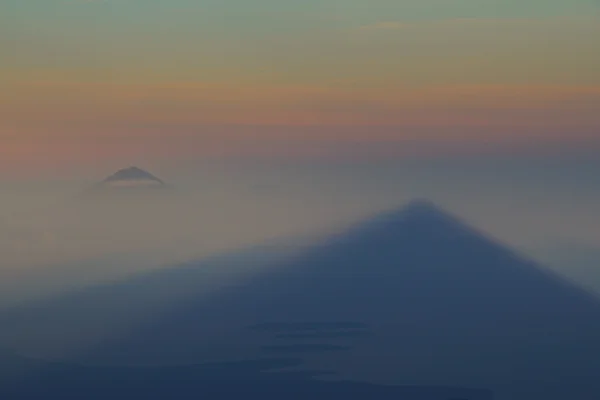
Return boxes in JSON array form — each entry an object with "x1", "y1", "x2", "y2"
[
  {"x1": 1, "y1": 0, "x2": 600, "y2": 173},
  {"x1": 0, "y1": 1, "x2": 599, "y2": 303}
]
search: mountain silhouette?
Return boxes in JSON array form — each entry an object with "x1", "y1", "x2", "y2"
[
  {"x1": 56, "y1": 166, "x2": 182, "y2": 252},
  {"x1": 79, "y1": 166, "x2": 169, "y2": 199},
  {"x1": 72, "y1": 166, "x2": 171, "y2": 211},
  {"x1": 101, "y1": 166, "x2": 165, "y2": 188},
  {"x1": 3, "y1": 200, "x2": 600, "y2": 399}
]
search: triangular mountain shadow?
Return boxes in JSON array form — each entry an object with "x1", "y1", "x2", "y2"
[{"x1": 4, "y1": 200, "x2": 600, "y2": 400}]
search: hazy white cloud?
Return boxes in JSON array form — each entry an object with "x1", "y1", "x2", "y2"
[
  {"x1": 358, "y1": 15, "x2": 600, "y2": 31},
  {"x1": 62, "y1": 0, "x2": 112, "y2": 4},
  {"x1": 359, "y1": 21, "x2": 412, "y2": 30}
]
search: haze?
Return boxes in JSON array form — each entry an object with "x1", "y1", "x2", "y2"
[
  {"x1": 1, "y1": 1, "x2": 599, "y2": 400},
  {"x1": 0, "y1": 153, "x2": 598, "y2": 304}
]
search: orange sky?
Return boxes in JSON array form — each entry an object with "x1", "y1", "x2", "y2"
[{"x1": 2, "y1": 3, "x2": 599, "y2": 174}]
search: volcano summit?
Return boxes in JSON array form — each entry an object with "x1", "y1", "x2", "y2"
[{"x1": 98, "y1": 167, "x2": 166, "y2": 190}]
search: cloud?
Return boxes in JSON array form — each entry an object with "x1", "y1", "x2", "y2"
[
  {"x1": 358, "y1": 15, "x2": 600, "y2": 31},
  {"x1": 357, "y1": 17, "x2": 533, "y2": 31},
  {"x1": 62, "y1": 0, "x2": 110, "y2": 4},
  {"x1": 359, "y1": 21, "x2": 411, "y2": 31}
]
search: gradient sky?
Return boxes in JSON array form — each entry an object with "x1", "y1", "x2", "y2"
[{"x1": 1, "y1": 0, "x2": 600, "y2": 173}]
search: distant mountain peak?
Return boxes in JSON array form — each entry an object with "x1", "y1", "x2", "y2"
[
  {"x1": 96, "y1": 166, "x2": 167, "y2": 190},
  {"x1": 103, "y1": 166, "x2": 164, "y2": 184},
  {"x1": 76, "y1": 166, "x2": 170, "y2": 198}
]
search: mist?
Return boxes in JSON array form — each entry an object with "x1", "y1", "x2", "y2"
[
  {"x1": 1, "y1": 154, "x2": 600, "y2": 400},
  {"x1": 1, "y1": 153, "x2": 599, "y2": 307}
]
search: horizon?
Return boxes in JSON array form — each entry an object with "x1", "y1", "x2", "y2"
[
  {"x1": 1, "y1": 2, "x2": 599, "y2": 399},
  {"x1": 2, "y1": 1, "x2": 600, "y2": 174}
]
